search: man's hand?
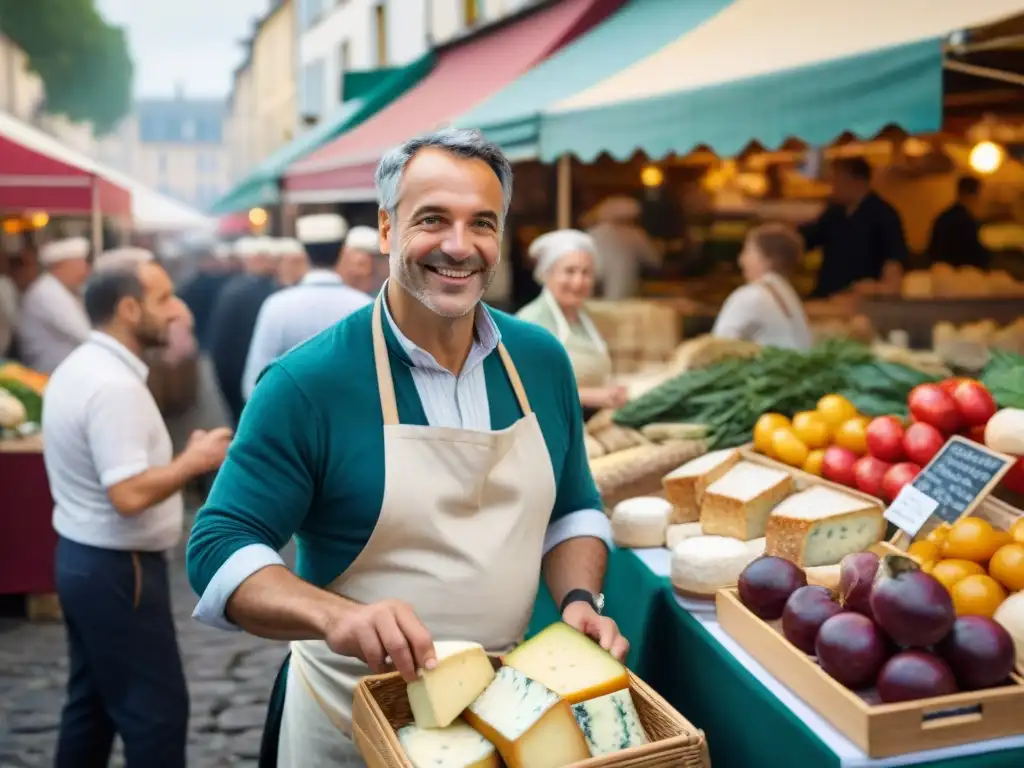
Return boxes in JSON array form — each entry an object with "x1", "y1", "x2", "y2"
[
  {"x1": 323, "y1": 599, "x2": 436, "y2": 682},
  {"x1": 182, "y1": 427, "x2": 233, "y2": 474},
  {"x1": 562, "y1": 601, "x2": 629, "y2": 662}
]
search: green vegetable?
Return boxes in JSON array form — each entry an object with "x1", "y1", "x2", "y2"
[
  {"x1": 981, "y1": 350, "x2": 1024, "y2": 410},
  {"x1": 0, "y1": 378, "x2": 43, "y2": 424},
  {"x1": 613, "y1": 339, "x2": 939, "y2": 448}
]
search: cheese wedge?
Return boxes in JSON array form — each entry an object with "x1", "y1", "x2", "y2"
[
  {"x1": 407, "y1": 641, "x2": 496, "y2": 729},
  {"x1": 662, "y1": 448, "x2": 741, "y2": 523},
  {"x1": 464, "y1": 667, "x2": 590, "y2": 768},
  {"x1": 699, "y1": 461, "x2": 793, "y2": 541},
  {"x1": 397, "y1": 719, "x2": 500, "y2": 768},
  {"x1": 765, "y1": 486, "x2": 885, "y2": 567},
  {"x1": 572, "y1": 689, "x2": 649, "y2": 757},
  {"x1": 502, "y1": 623, "x2": 629, "y2": 704}
]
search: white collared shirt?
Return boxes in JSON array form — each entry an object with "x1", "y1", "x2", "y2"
[
  {"x1": 241, "y1": 269, "x2": 372, "y2": 400},
  {"x1": 16, "y1": 272, "x2": 91, "y2": 373},
  {"x1": 194, "y1": 284, "x2": 612, "y2": 630},
  {"x1": 42, "y1": 332, "x2": 183, "y2": 551}
]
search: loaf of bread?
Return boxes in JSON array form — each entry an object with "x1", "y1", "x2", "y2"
[
  {"x1": 661, "y1": 448, "x2": 741, "y2": 523},
  {"x1": 765, "y1": 486, "x2": 885, "y2": 567},
  {"x1": 699, "y1": 462, "x2": 793, "y2": 541}
]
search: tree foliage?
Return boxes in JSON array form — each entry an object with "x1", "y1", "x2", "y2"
[{"x1": 0, "y1": 0, "x2": 133, "y2": 135}]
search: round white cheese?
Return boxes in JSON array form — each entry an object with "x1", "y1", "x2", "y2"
[
  {"x1": 746, "y1": 537, "x2": 767, "y2": 557},
  {"x1": 666, "y1": 522, "x2": 704, "y2": 551},
  {"x1": 671, "y1": 535, "x2": 757, "y2": 596},
  {"x1": 611, "y1": 496, "x2": 672, "y2": 548}
]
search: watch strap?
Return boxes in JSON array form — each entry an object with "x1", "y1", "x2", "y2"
[{"x1": 560, "y1": 588, "x2": 600, "y2": 615}]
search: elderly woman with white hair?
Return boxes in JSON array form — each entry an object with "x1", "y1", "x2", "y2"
[{"x1": 516, "y1": 229, "x2": 627, "y2": 414}]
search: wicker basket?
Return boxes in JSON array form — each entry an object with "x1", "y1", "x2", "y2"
[{"x1": 352, "y1": 664, "x2": 710, "y2": 768}]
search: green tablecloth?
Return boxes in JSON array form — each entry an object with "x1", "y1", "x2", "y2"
[{"x1": 528, "y1": 548, "x2": 1024, "y2": 768}]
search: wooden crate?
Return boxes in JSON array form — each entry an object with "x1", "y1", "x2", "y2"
[
  {"x1": 352, "y1": 661, "x2": 710, "y2": 768},
  {"x1": 716, "y1": 588, "x2": 1024, "y2": 758}
]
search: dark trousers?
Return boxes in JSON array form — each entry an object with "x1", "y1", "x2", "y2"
[{"x1": 54, "y1": 536, "x2": 189, "y2": 768}]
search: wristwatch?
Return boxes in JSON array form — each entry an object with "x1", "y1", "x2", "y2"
[{"x1": 560, "y1": 589, "x2": 605, "y2": 616}]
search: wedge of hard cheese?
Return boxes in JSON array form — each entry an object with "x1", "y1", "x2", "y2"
[
  {"x1": 464, "y1": 667, "x2": 590, "y2": 768},
  {"x1": 662, "y1": 448, "x2": 741, "y2": 523},
  {"x1": 407, "y1": 641, "x2": 496, "y2": 729},
  {"x1": 700, "y1": 461, "x2": 793, "y2": 540},
  {"x1": 572, "y1": 689, "x2": 649, "y2": 757},
  {"x1": 765, "y1": 485, "x2": 885, "y2": 567},
  {"x1": 398, "y1": 719, "x2": 500, "y2": 768},
  {"x1": 502, "y1": 623, "x2": 629, "y2": 704}
]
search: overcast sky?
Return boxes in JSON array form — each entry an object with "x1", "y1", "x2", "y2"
[{"x1": 96, "y1": 0, "x2": 269, "y2": 99}]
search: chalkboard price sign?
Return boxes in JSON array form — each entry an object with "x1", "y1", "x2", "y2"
[{"x1": 888, "y1": 436, "x2": 1014, "y2": 541}]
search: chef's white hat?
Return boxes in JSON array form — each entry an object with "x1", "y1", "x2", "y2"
[
  {"x1": 297, "y1": 214, "x2": 348, "y2": 245},
  {"x1": 39, "y1": 237, "x2": 90, "y2": 267},
  {"x1": 94, "y1": 246, "x2": 155, "y2": 273},
  {"x1": 234, "y1": 236, "x2": 274, "y2": 258},
  {"x1": 345, "y1": 226, "x2": 380, "y2": 253},
  {"x1": 528, "y1": 229, "x2": 599, "y2": 284},
  {"x1": 274, "y1": 237, "x2": 305, "y2": 256}
]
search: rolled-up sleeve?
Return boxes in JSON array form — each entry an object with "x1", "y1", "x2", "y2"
[
  {"x1": 186, "y1": 363, "x2": 319, "y2": 629},
  {"x1": 87, "y1": 381, "x2": 159, "y2": 488},
  {"x1": 546, "y1": 345, "x2": 611, "y2": 552}
]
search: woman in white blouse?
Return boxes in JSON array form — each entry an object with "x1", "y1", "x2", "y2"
[
  {"x1": 516, "y1": 229, "x2": 627, "y2": 414},
  {"x1": 713, "y1": 222, "x2": 813, "y2": 350}
]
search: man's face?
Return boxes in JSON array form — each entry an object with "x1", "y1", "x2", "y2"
[
  {"x1": 830, "y1": 168, "x2": 866, "y2": 207},
  {"x1": 339, "y1": 248, "x2": 373, "y2": 290},
  {"x1": 129, "y1": 263, "x2": 182, "y2": 349},
  {"x1": 380, "y1": 148, "x2": 503, "y2": 318},
  {"x1": 277, "y1": 252, "x2": 308, "y2": 286},
  {"x1": 52, "y1": 257, "x2": 91, "y2": 291}
]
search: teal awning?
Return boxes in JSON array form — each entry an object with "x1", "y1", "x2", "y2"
[
  {"x1": 208, "y1": 56, "x2": 433, "y2": 215},
  {"x1": 536, "y1": 0, "x2": 1023, "y2": 162},
  {"x1": 452, "y1": 0, "x2": 733, "y2": 158}
]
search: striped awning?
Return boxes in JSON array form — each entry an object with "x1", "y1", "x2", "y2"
[{"x1": 539, "y1": 0, "x2": 1024, "y2": 162}]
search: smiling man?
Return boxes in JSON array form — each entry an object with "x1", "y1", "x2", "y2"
[{"x1": 185, "y1": 129, "x2": 623, "y2": 767}]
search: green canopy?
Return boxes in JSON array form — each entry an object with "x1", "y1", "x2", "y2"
[
  {"x1": 453, "y1": 0, "x2": 733, "y2": 158},
  {"x1": 209, "y1": 55, "x2": 433, "y2": 215}
]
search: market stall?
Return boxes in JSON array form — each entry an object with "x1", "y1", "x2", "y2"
[{"x1": 539, "y1": 336, "x2": 1024, "y2": 766}]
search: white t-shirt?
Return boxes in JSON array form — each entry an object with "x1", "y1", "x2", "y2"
[
  {"x1": 713, "y1": 272, "x2": 813, "y2": 350},
  {"x1": 16, "y1": 273, "x2": 91, "y2": 373},
  {"x1": 43, "y1": 332, "x2": 183, "y2": 551},
  {"x1": 0, "y1": 275, "x2": 17, "y2": 357}
]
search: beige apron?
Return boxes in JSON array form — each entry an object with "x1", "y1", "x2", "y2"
[
  {"x1": 541, "y1": 289, "x2": 612, "y2": 388},
  {"x1": 277, "y1": 294, "x2": 558, "y2": 767}
]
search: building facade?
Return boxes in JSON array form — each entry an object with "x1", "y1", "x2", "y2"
[
  {"x1": 428, "y1": 0, "x2": 537, "y2": 46},
  {"x1": 226, "y1": 51, "x2": 257, "y2": 187},
  {"x1": 96, "y1": 94, "x2": 229, "y2": 211},
  {"x1": 252, "y1": 0, "x2": 297, "y2": 163}
]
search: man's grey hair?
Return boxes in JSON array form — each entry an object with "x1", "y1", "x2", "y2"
[{"x1": 374, "y1": 128, "x2": 514, "y2": 221}]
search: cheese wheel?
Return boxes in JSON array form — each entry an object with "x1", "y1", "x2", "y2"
[
  {"x1": 671, "y1": 535, "x2": 757, "y2": 596},
  {"x1": 746, "y1": 537, "x2": 767, "y2": 557},
  {"x1": 666, "y1": 522, "x2": 704, "y2": 550},
  {"x1": 611, "y1": 496, "x2": 671, "y2": 548}
]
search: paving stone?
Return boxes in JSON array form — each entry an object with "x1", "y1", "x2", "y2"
[{"x1": 217, "y1": 703, "x2": 268, "y2": 733}]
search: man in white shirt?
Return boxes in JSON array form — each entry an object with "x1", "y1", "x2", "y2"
[
  {"x1": 241, "y1": 216, "x2": 371, "y2": 399},
  {"x1": 337, "y1": 224, "x2": 381, "y2": 295},
  {"x1": 15, "y1": 236, "x2": 92, "y2": 372},
  {"x1": 42, "y1": 259, "x2": 232, "y2": 768},
  {"x1": 275, "y1": 237, "x2": 309, "y2": 287}
]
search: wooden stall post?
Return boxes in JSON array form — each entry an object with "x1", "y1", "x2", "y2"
[{"x1": 556, "y1": 154, "x2": 572, "y2": 229}]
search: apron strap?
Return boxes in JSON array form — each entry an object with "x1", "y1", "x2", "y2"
[
  {"x1": 371, "y1": 295, "x2": 400, "y2": 426},
  {"x1": 759, "y1": 278, "x2": 794, "y2": 320},
  {"x1": 371, "y1": 291, "x2": 534, "y2": 423}
]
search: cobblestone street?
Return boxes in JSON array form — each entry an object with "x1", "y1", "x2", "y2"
[{"x1": 0, "y1": 533, "x2": 365, "y2": 767}]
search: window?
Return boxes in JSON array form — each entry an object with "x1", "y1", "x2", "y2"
[
  {"x1": 464, "y1": 0, "x2": 482, "y2": 27},
  {"x1": 181, "y1": 119, "x2": 196, "y2": 141},
  {"x1": 299, "y1": 0, "x2": 325, "y2": 29},
  {"x1": 374, "y1": 3, "x2": 387, "y2": 67},
  {"x1": 337, "y1": 40, "x2": 351, "y2": 102},
  {"x1": 300, "y1": 60, "x2": 326, "y2": 122}
]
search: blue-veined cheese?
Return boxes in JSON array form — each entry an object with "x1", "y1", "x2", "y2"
[
  {"x1": 572, "y1": 689, "x2": 649, "y2": 757},
  {"x1": 407, "y1": 641, "x2": 496, "y2": 729},
  {"x1": 502, "y1": 622, "x2": 629, "y2": 704},
  {"x1": 463, "y1": 666, "x2": 589, "y2": 768},
  {"x1": 397, "y1": 719, "x2": 499, "y2": 768}
]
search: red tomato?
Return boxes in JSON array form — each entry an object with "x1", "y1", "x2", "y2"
[
  {"x1": 950, "y1": 380, "x2": 997, "y2": 428},
  {"x1": 908, "y1": 384, "x2": 962, "y2": 435},
  {"x1": 866, "y1": 416, "x2": 906, "y2": 462},
  {"x1": 1000, "y1": 457, "x2": 1024, "y2": 495},
  {"x1": 903, "y1": 422, "x2": 945, "y2": 466},
  {"x1": 821, "y1": 446, "x2": 859, "y2": 487},
  {"x1": 853, "y1": 455, "x2": 891, "y2": 498},
  {"x1": 882, "y1": 462, "x2": 922, "y2": 503},
  {"x1": 939, "y1": 377, "x2": 969, "y2": 395}
]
